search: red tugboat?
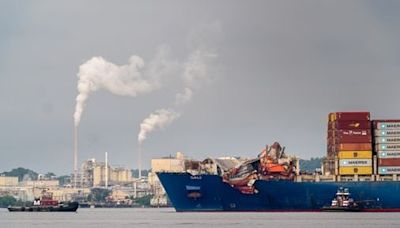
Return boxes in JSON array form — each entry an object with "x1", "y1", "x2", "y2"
[{"x1": 8, "y1": 192, "x2": 79, "y2": 212}]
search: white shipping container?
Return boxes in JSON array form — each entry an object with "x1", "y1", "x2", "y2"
[
  {"x1": 375, "y1": 137, "x2": 400, "y2": 144},
  {"x1": 375, "y1": 122, "x2": 400, "y2": 130},
  {"x1": 375, "y1": 130, "x2": 400, "y2": 137},
  {"x1": 378, "y1": 166, "x2": 400, "y2": 175},
  {"x1": 339, "y1": 159, "x2": 372, "y2": 167},
  {"x1": 378, "y1": 151, "x2": 400, "y2": 158},
  {"x1": 375, "y1": 144, "x2": 400, "y2": 151}
]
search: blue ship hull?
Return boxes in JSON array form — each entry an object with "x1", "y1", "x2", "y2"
[{"x1": 157, "y1": 172, "x2": 400, "y2": 212}]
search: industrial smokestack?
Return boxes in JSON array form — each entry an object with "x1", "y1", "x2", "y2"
[
  {"x1": 138, "y1": 144, "x2": 142, "y2": 179},
  {"x1": 73, "y1": 126, "x2": 78, "y2": 189},
  {"x1": 105, "y1": 151, "x2": 108, "y2": 188}
]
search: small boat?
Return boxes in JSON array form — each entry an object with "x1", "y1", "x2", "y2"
[
  {"x1": 321, "y1": 187, "x2": 361, "y2": 212},
  {"x1": 8, "y1": 193, "x2": 79, "y2": 212}
]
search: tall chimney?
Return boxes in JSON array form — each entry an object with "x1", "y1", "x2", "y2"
[
  {"x1": 138, "y1": 145, "x2": 142, "y2": 179},
  {"x1": 73, "y1": 126, "x2": 78, "y2": 188},
  {"x1": 105, "y1": 152, "x2": 108, "y2": 188}
]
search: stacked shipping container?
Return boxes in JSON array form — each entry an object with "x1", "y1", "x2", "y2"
[
  {"x1": 327, "y1": 112, "x2": 373, "y2": 175},
  {"x1": 373, "y1": 120, "x2": 400, "y2": 175}
]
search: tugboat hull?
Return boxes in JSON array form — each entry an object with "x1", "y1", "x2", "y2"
[
  {"x1": 321, "y1": 206, "x2": 361, "y2": 212},
  {"x1": 8, "y1": 202, "x2": 79, "y2": 212}
]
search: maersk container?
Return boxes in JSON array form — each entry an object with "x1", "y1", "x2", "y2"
[
  {"x1": 338, "y1": 151, "x2": 372, "y2": 159},
  {"x1": 379, "y1": 158, "x2": 400, "y2": 166},
  {"x1": 374, "y1": 120, "x2": 400, "y2": 130},
  {"x1": 375, "y1": 144, "x2": 400, "y2": 151},
  {"x1": 339, "y1": 159, "x2": 372, "y2": 167},
  {"x1": 374, "y1": 130, "x2": 400, "y2": 137},
  {"x1": 375, "y1": 137, "x2": 400, "y2": 144},
  {"x1": 336, "y1": 143, "x2": 372, "y2": 151},
  {"x1": 378, "y1": 166, "x2": 400, "y2": 175},
  {"x1": 331, "y1": 120, "x2": 371, "y2": 130},
  {"x1": 378, "y1": 151, "x2": 400, "y2": 158},
  {"x1": 339, "y1": 166, "x2": 372, "y2": 175},
  {"x1": 329, "y1": 112, "x2": 370, "y2": 122}
]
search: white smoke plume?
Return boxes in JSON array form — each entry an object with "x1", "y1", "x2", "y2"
[
  {"x1": 137, "y1": 22, "x2": 220, "y2": 145},
  {"x1": 138, "y1": 109, "x2": 180, "y2": 144},
  {"x1": 175, "y1": 48, "x2": 216, "y2": 106},
  {"x1": 73, "y1": 47, "x2": 173, "y2": 127},
  {"x1": 138, "y1": 48, "x2": 216, "y2": 144}
]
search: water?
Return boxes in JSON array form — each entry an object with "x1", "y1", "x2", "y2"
[{"x1": 1, "y1": 208, "x2": 400, "y2": 228}]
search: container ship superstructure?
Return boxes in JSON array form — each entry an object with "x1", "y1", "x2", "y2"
[{"x1": 157, "y1": 112, "x2": 400, "y2": 212}]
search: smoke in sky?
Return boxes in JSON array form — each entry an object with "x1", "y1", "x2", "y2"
[
  {"x1": 175, "y1": 48, "x2": 217, "y2": 106},
  {"x1": 138, "y1": 47, "x2": 217, "y2": 144},
  {"x1": 138, "y1": 109, "x2": 180, "y2": 144},
  {"x1": 73, "y1": 47, "x2": 173, "y2": 127}
]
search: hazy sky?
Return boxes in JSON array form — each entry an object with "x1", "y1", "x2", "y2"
[{"x1": 1, "y1": 1, "x2": 400, "y2": 175}]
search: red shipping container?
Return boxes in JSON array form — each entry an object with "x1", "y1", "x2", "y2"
[
  {"x1": 336, "y1": 134, "x2": 372, "y2": 143},
  {"x1": 332, "y1": 120, "x2": 371, "y2": 130},
  {"x1": 327, "y1": 129, "x2": 371, "y2": 138},
  {"x1": 379, "y1": 158, "x2": 400, "y2": 166},
  {"x1": 328, "y1": 135, "x2": 372, "y2": 144},
  {"x1": 335, "y1": 143, "x2": 372, "y2": 151},
  {"x1": 332, "y1": 112, "x2": 370, "y2": 121}
]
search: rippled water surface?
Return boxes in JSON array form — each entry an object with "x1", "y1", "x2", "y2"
[{"x1": 1, "y1": 208, "x2": 400, "y2": 228}]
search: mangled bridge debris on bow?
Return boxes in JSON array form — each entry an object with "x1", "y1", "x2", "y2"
[{"x1": 183, "y1": 142, "x2": 297, "y2": 194}]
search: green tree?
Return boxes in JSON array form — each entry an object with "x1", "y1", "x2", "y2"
[
  {"x1": 299, "y1": 157, "x2": 323, "y2": 173},
  {"x1": 1, "y1": 167, "x2": 38, "y2": 181},
  {"x1": 0, "y1": 195, "x2": 17, "y2": 208},
  {"x1": 44, "y1": 172, "x2": 56, "y2": 179}
]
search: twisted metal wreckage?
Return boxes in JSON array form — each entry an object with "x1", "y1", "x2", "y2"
[{"x1": 186, "y1": 142, "x2": 296, "y2": 195}]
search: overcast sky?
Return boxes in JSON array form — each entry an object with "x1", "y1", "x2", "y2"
[{"x1": 1, "y1": 1, "x2": 400, "y2": 175}]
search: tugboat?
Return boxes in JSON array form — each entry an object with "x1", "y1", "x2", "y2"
[
  {"x1": 8, "y1": 192, "x2": 79, "y2": 212},
  {"x1": 321, "y1": 187, "x2": 361, "y2": 212}
]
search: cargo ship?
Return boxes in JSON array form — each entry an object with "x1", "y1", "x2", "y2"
[{"x1": 157, "y1": 112, "x2": 400, "y2": 212}]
